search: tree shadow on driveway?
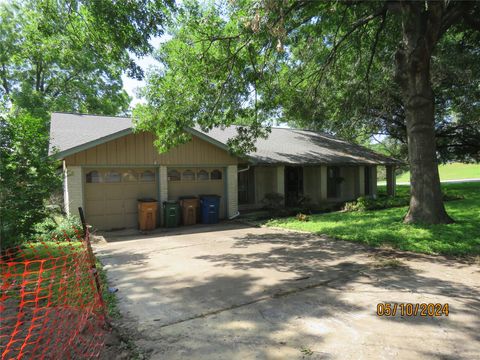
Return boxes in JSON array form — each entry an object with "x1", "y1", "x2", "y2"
[{"x1": 98, "y1": 229, "x2": 480, "y2": 359}]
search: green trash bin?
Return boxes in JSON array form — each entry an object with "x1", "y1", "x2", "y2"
[{"x1": 163, "y1": 201, "x2": 180, "y2": 227}]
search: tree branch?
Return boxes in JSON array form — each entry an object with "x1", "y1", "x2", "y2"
[
  {"x1": 0, "y1": 63, "x2": 10, "y2": 95},
  {"x1": 295, "y1": 4, "x2": 388, "y2": 88},
  {"x1": 365, "y1": 10, "x2": 386, "y2": 85}
]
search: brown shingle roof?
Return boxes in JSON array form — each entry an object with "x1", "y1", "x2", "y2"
[
  {"x1": 49, "y1": 113, "x2": 399, "y2": 165},
  {"x1": 199, "y1": 126, "x2": 400, "y2": 165}
]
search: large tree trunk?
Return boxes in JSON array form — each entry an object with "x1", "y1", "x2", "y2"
[{"x1": 395, "y1": 2, "x2": 453, "y2": 224}]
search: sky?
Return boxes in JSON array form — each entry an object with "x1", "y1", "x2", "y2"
[{"x1": 121, "y1": 36, "x2": 167, "y2": 108}]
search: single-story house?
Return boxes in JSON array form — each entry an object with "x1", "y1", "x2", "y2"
[{"x1": 49, "y1": 112, "x2": 399, "y2": 230}]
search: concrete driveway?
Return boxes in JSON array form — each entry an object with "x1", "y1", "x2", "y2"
[{"x1": 94, "y1": 223, "x2": 479, "y2": 359}]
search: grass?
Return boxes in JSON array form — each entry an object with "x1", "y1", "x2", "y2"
[
  {"x1": 266, "y1": 182, "x2": 480, "y2": 256},
  {"x1": 396, "y1": 162, "x2": 480, "y2": 183},
  {"x1": 2, "y1": 239, "x2": 117, "y2": 315},
  {"x1": 97, "y1": 260, "x2": 121, "y2": 319}
]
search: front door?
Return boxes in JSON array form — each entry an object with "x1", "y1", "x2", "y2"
[
  {"x1": 238, "y1": 167, "x2": 255, "y2": 205},
  {"x1": 327, "y1": 166, "x2": 341, "y2": 198},
  {"x1": 285, "y1": 166, "x2": 303, "y2": 206}
]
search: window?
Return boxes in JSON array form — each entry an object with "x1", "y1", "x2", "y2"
[
  {"x1": 210, "y1": 169, "x2": 222, "y2": 180},
  {"x1": 197, "y1": 170, "x2": 209, "y2": 181},
  {"x1": 168, "y1": 169, "x2": 181, "y2": 181},
  {"x1": 140, "y1": 170, "x2": 155, "y2": 182},
  {"x1": 182, "y1": 169, "x2": 195, "y2": 181},
  {"x1": 86, "y1": 170, "x2": 102, "y2": 183},
  {"x1": 122, "y1": 170, "x2": 138, "y2": 182},
  {"x1": 105, "y1": 171, "x2": 121, "y2": 183}
]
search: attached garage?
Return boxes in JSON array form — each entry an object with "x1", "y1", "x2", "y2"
[
  {"x1": 167, "y1": 167, "x2": 226, "y2": 219},
  {"x1": 52, "y1": 113, "x2": 239, "y2": 231},
  {"x1": 84, "y1": 168, "x2": 158, "y2": 230}
]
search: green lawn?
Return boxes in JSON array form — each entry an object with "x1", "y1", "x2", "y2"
[
  {"x1": 396, "y1": 162, "x2": 480, "y2": 183},
  {"x1": 266, "y1": 182, "x2": 480, "y2": 256}
]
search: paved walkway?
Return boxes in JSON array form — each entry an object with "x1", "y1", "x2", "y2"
[
  {"x1": 379, "y1": 178, "x2": 480, "y2": 186},
  {"x1": 94, "y1": 223, "x2": 480, "y2": 359}
]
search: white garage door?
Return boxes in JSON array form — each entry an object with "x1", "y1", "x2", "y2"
[{"x1": 84, "y1": 168, "x2": 157, "y2": 230}]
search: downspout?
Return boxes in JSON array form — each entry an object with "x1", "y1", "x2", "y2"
[
  {"x1": 237, "y1": 165, "x2": 250, "y2": 173},
  {"x1": 63, "y1": 160, "x2": 69, "y2": 216},
  {"x1": 228, "y1": 165, "x2": 251, "y2": 219}
]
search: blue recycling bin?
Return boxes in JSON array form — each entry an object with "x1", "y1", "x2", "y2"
[{"x1": 200, "y1": 195, "x2": 221, "y2": 224}]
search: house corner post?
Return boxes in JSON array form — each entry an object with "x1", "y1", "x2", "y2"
[
  {"x1": 320, "y1": 165, "x2": 328, "y2": 200},
  {"x1": 276, "y1": 166, "x2": 285, "y2": 204},
  {"x1": 358, "y1": 166, "x2": 365, "y2": 197},
  {"x1": 226, "y1": 165, "x2": 238, "y2": 218},
  {"x1": 65, "y1": 165, "x2": 84, "y2": 217},
  {"x1": 159, "y1": 166, "x2": 168, "y2": 226},
  {"x1": 386, "y1": 165, "x2": 396, "y2": 197}
]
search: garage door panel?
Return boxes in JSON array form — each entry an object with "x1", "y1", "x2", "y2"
[
  {"x1": 121, "y1": 185, "x2": 142, "y2": 199},
  {"x1": 124, "y1": 212, "x2": 138, "y2": 228},
  {"x1": 85, "y1": 201, "x2": 106, "y2": 216},
  {"x1": 87, "y1": 215, "x2": 105, "y2": 228},
  {"x1": 137, "y1": 184, "x2": 156, "y2": 199},
  {"x1": 85, "y1": 185, "x2": 106, "y2": 201},
  {"x1": 104, "y1": 200, "x2": 124, "y2": 215},
  {"x1": 104, "y1": 214, "x2": 125, "y2": 230},
  {"x1": 85, "y1": 168, "x2": 157, "y2": 230},
  {"x1": 104, "y1": 186, "x2": 128, "y2": 200},
  {"x1": 124, "y1": 201, "x2": 138, "y2": 213}
]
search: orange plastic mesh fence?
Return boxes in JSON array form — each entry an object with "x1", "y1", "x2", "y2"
[{"x1": 1, "y1": 229, "x2": 106, "y2": 359}]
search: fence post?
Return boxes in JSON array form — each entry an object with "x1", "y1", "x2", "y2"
[{"x1": 78, "y1": 207, "x2": 106, "y2": 313}]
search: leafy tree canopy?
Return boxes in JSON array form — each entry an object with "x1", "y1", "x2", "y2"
[
  {"x1": 135, "y1": 0, "x2": 479, "y2": 162},
  {"x1": 0, "y1": 0, "x2": 173, "y2": 118},
  {"x1": 135, "y1": 0, "x2": 480, "y2": 224}
]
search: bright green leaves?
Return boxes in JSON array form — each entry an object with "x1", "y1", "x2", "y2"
[
  {"x1": 134, "y1": 0, "x2": 278, "y2": 154},
  {"x1": 0, "y1": 0, "x2": 173, "y2": 118},
  {"x1": 0, "y1": 112, "x2": 62, "y2": 246}
]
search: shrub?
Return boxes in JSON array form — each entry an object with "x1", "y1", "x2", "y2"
[
  {"x1": 343, "y1": 196, "x2": 409, "y2": 212},
  {"x1": 33, "y1": 216, "x2": 84, "y2": 242},
  {"x1": 262, "y1": 192, "x2": 285, "y2": 209},
  {"x1": 0, "y1": 113, "x2": 62, "y2": 249}
]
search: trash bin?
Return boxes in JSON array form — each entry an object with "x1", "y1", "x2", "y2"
[
  {"x1": 138, "y1": 198, "x2": 158, "y2": 231},
  {"x1": 163, "y1": 201, "x2": 180, "y2": 228},
  {"x1": 179, "y1": 196, "x2": 199, "y2": 226},
  {"x1": 200, "y1": 195, "x2": 221, "y2": 224}
]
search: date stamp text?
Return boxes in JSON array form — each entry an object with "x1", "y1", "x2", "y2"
[{"x1": 376, "y1": 303, "x2": 449, "y2": 317}]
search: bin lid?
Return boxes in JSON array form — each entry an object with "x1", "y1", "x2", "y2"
[
  {"x1": 200, "y1": 194, "x2": 221, "y2": 199},
  {"x1": 178, "y1": 195, "x2": 198, "y2": 200},
  {"x1": 163, "y1": 200, "x2": 179, "y2": 204},
  {"x1": 138, "y1": 198, "x2": 157, "y2": 202}
]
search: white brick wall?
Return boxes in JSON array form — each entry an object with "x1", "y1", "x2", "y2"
[
  {"x1": 159, "y1": 166, "x2": 168, "y2": 225},
  {"x1": 226, "y1": 165, "x2": 238, "y2": 218},
  {"x1": 65, "y1": 166, "x2": 84, "y2": 217}
]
